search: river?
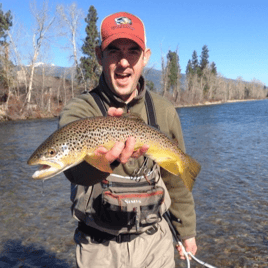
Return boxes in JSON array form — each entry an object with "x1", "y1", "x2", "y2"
[{"x1": 0, "y1": 99, "x2": 267, "y2": 268}]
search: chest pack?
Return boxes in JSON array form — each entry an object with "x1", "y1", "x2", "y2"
[{"x1": 79, "y1": 90, "x2": 171, "y2": 235}]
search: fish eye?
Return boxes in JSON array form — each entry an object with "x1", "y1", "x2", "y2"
[{"x1": 47, "y1": 148, "x2": 56, "y2": 157}]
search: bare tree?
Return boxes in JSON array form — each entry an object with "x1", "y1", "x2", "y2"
[
  {"x1": 247, "y1": 79, "x2": 266, "y2": 99},
  {"x1": 56, "y1": 3, "x2": 86, "y2": 91},
  {"x1": 24, "y1": 0, "x2": 55, "y2": 109},
  {"x1": 175, "y1": 64, "x2": 182, "y2": 103},
  {"x1": 160, "y1": 47, "x2": 170, "y2": 96},
  {"x1": 68, "y1": 66, "x2": 76, "y2": 98},
  {"x1": 7, "y1": 21, "x2": 29, "y2": 95}
]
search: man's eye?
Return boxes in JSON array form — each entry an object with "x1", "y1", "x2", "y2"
[
  {"x1": 130, "y1": 50, "x2": 140, "y2": 55},
  {"x1": 109, "y1": 49, "x2": 118, "y2": 55}
]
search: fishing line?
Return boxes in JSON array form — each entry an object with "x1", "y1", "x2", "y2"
[
  {"x1": 41, "y1": 179, "x2": 46, "y2": 196},
  {"x1": 163, "y1": 212, "x2": 217, "y2": 268}
]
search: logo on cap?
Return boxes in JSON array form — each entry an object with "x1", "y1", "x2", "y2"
[{"x1": 115, "y1": 17, "x2": 132, "y2": 25}]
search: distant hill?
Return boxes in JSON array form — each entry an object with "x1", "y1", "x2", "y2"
[
  {"x1": 31, "y1": 63, "x2": 187, "y2": 92},
  {"x1": 143, "y1": 67, "x2": 186, "y2": 92}
]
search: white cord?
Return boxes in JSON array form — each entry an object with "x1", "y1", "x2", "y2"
[
  {"x1": 178, "y1": 241, "x2": 191, "y2": 267},
  {"x1": 179, "y1": 242, "x2": 218, "y2": 268},
  {"x1": 187, "y1": 252, "x2": 217, "y2": 268}
]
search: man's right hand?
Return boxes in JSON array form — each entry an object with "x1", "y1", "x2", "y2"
[{"x1": 94, "y1": 107, "x2": 149, "y2": 164}]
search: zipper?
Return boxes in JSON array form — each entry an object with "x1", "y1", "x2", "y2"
[{"x1": 126, "y1": 103, "x2": 131, "y2": 113}]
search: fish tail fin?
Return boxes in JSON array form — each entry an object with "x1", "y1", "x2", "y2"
[
  {"x1": 156, "y1": 153, "x2": 201, "y2": 192},
  {"x1": 179, "y1": 155, "x2": 201, "y2": 191}
]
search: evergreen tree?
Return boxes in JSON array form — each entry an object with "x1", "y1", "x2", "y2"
[
  {"x1": 186, "y1": 59, "x2": 193, "y2": 76},
  {"x1": 191, "y1": 50, "x2": 199, "y2": 72},
  {"x1": 200, "y1": 45, "x2": 209, "y2": 71},
  {"x1": 79, "y1": 5, "x2": 99, "y2": 87},
  {"x1": 210, "y1": 61, "x2": 217, "y2": 75},
  {"x1": 167, "y1": 50, "x2": 178, "y2": 90},
  {"x1": 0, "y1": 4, "x2": 13, "y2": 88},
  {"x1": 146, "y1": 80, "x2": 156, "y2": 92},
  {"x1": 0, "y1": 4, "x2": 12, "y2": 44},
  {"x1": 167, "y1": 50, "x2": 181, "y2": 93}
]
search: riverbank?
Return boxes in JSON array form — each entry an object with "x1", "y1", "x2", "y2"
[
  {"x1": 175, "y1": 98, "x2": 266, "y2": 108},
  {"x1": 0, "y1": 105, "x2": 60, "y2": 122},
  {"x1": 1, "y1": 97, "x2": 267, "y2": 122}
]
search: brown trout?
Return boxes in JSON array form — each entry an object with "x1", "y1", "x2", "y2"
[{"x1": 27, "y1": 114, "x2": 201, "y2": 191}]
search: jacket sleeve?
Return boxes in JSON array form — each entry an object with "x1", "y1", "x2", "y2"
[
  {"x1": 161, "y1": 107, "x2": 196, "y2": 240},
  {"x1": 58, "y1": 94, "x2": 103, "y2": 127}
]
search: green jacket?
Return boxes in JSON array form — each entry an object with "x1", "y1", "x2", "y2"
[{"x1": 58, "y1": 74, "x2": 196, "y2": 239}]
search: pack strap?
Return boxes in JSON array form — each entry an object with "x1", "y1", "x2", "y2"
[
  {"x1": 145, "y1": 90, "x2": 159, "y2": 129},
  {"x1": 86, "y1": 89, "x2": 107, "y2": 116}
]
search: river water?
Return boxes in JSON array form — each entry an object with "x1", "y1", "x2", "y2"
[{"x1": 0, "y1": 99, "x2": 267, "y2": 268}]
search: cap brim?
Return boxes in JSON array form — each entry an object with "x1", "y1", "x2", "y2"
[{"x1": 101, "y1": 32, "x2": 145, "y2": 51}]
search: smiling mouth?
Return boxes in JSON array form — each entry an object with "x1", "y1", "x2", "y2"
[{"x1": 115, "y1": 73, "x2": 131, "y2": 79}]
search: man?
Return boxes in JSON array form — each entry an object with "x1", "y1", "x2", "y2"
[{"x1": 59, "y1": 11, "x2": 197, "y2": 268}]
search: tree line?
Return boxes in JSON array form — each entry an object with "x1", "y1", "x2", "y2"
[
  {"x1": 0, "y1": 1, "x2": 267, "y2": 121},
  {"x1": 160, "y1": 45, "x2": 267, "y2": 105}
]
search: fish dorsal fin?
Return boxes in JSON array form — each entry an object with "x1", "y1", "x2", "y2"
[{"x1": 121, "y1": 113, "x2": 145, "y2": 123}]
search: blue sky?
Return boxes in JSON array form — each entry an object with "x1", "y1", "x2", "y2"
[{"x1": 3, "y1": 0, "x2": 268, "y2": 85}]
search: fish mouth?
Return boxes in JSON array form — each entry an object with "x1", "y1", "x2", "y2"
[
  {"x1": 29, "y1": 159, "x2": 80, "y2": 180},
  {"x1": 31, "y1": 163, "x2": 63, "y2": 180},
  {"x1": 27, "y1": 158, "x2": 65, "y2": 180}
]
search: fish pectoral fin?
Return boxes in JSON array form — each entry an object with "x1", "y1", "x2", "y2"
[
  {"x1": 84, "y1": 153, "x2": 113, "y2": 173},
  {"x1": 153, "y1": 154, "x2": 201, "y2": 192},
  {"x1": 155, "y1": 159, "x2": 181, "y2": 176}
]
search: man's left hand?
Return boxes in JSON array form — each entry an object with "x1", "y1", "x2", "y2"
[{"x1": 176, "y1": 237, "x2": 197, "y2": 260}]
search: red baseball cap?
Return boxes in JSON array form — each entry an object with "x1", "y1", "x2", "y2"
[{"x1": 100, "y1": 12, "x2": 146, "y2": 51}]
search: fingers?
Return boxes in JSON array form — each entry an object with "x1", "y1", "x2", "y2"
[
  {"x1": 107, "y1": 107, "x2": 124, "y2": 117},
  {"x1": 119, "y1": 137, "x2": 136, "y2": 164},
  {"x1": 131, "y1": 144, "x2": 149, "y2": 158},
  {"x1": 96, "y1": 138, "x2": 135, "y2": 164},
  {"x1": 96, "y1": 142, "x2": 125, "y2": 164},
  {"x1": 95, "y1": 138, "x2": 149, "y2": 164},
  {"x1": 117, "y1": 138, "x2": 149, "y2": 163},
  {"x1": 176, "y1": 244, "x2": 187, "y2": 260}
]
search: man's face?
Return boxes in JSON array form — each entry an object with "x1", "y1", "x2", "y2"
[{"x1": 96, "y1": 38, "x2": 151, "y2": 102}]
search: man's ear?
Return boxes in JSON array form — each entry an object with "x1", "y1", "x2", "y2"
[
  {"x1": 143, "y1": 48, "x2": 151, "y2": 66},
  {"x1": 95, "y1": 46, "x2": 103, "y2": 65}
]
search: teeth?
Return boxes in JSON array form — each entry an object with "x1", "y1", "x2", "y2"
[{"x1": 117, "y1": 73, "x2": 130, "y2": 77}]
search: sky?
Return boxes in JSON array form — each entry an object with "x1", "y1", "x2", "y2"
[{"x1": 2, "y1": 0, "x2": 268, "y2": 86}]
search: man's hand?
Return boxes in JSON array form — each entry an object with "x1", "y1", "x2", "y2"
[
  {"x1": 94, "y1": 107, "x2": 149, "y2": 164},
  {"x1": 176, "y1": 237, "x2": 197, "y2": 260}
]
